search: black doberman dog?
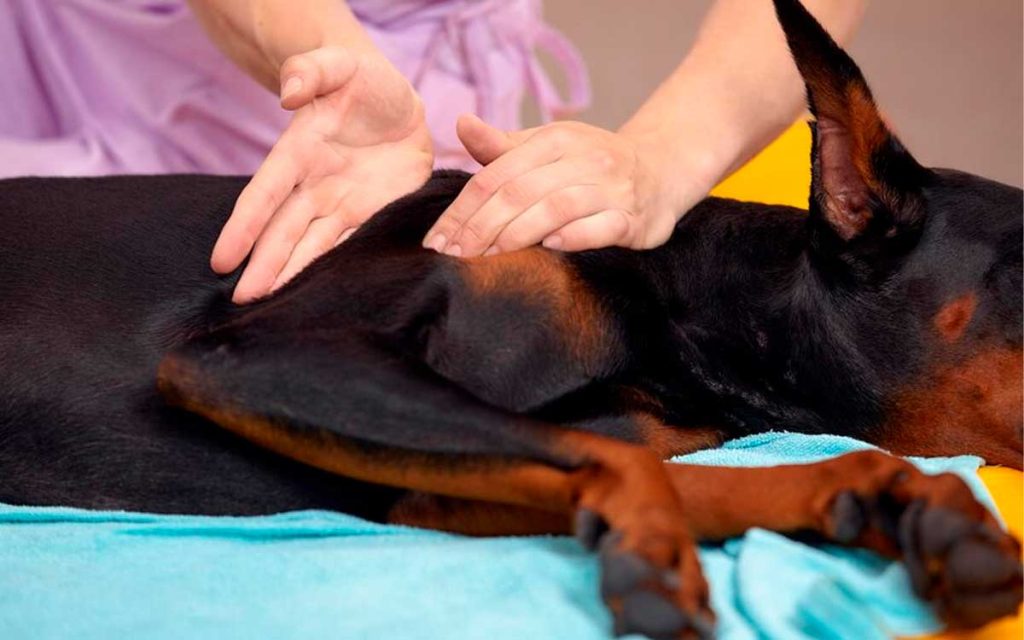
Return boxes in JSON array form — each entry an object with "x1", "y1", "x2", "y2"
[{"x1": 1, "y1": 1, "x2": 1021, "y2": 637}]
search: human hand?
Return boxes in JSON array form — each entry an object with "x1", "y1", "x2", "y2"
[
  {"x1": 422, "y1": 115, "x2": 690, "y2": 257},
  {"x1": 212, "y1": 47, "x2": 433, "y2": 303}
]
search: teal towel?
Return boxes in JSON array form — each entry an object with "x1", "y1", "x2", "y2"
[{"x1": 0, "y1": 432, "x2": 998, "y2": 640}]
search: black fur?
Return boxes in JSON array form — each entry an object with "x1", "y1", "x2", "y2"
[
  {"x1": 1, "y1": 159, "x2": 1019, "y2": 515},
  {"x1": 0, "y1": 0, "x2": 1021, "y2": 517}
]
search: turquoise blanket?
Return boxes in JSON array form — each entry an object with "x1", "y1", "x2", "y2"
[{"x1": 0, "y1": 433, "x2": 998, "y2": 640}]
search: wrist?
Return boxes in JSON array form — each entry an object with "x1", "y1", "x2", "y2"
[{"x1": 621, "y1": 119, "x2": 739, "y2": 222}]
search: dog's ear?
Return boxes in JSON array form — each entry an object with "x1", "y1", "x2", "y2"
[{"x1": 773, "y1": 0, "x2": 931, "y2": 262}]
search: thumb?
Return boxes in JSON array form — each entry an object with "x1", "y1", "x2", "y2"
[
  {"x1": 456, "y1": 113, "x2": 525, "y2": 165},
  {"x1": 279, "y1": 47, "x2": 359, "y2": 110}
]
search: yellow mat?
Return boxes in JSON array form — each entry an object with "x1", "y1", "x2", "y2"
[{"x1": 710, "y1": 123, "x2": 1023, "y2": 640}]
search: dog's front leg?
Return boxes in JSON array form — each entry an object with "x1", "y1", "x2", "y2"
[
  {"x1": 158, "y1": 330, "x2": 715, "y2": 639},
  {"x1": 661, "y1": 451, "x2": 1023, "y2": 629}
]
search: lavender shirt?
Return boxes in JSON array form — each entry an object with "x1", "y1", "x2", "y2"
[{"x1": 0, "y1": 0, "x2": 589, "y2": 177}]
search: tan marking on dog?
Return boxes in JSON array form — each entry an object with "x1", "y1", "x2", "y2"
[
  {"x1": 158, "y1": 352, "x2": 674, "y2": 519},
  {"x1": 933, "y1": 292, "x2": 978, "y2": 343},
  {"x1": 878, "y1": 348, "x2": 1023, "y2": 469},
  {"x1": 631, "y1": 413, "x2": 724, "y2": 459},
  {"x1": 816, "y1": 84, "x2": 890, "y2": 239},
  {"x1": 387, "y1": 493, "x2": 570, "y2": 535},
  {"x1": 846, "y1": 83, "x2": 889, "y2": 193},
  {"x1": 460, "y1": 248, "x2": 609, "y2": 363}
]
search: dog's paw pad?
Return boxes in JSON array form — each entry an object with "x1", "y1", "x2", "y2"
[
  {"x1": 830, "y1": 490, "x2": 868, "y2": 543},
  {"x1": 915, "y1": 506, "x2": 975, "y2": 558},
  {"x1": 599, "y1": 535, "x2": 656, "y2": 597},
  {"x1": 575, "y1": 508, "x2": 610, "y2": 551},
  {"x1": 900, "y1": 504, "x2": 1023, "y2": 628},
  {"x1": 945, "y1": 536, "x2": 1022, "y2": 591},
  {"x1": 618, "y1": 591, "x2": 689, "y2": 639},
  {"x1": 898, "y1": 499, "x2": 930, "y2": 593},
  {"x1": 597, "y1": 532, "x2": 716, "y2": 639},
  {"x1": 939, "y1": 585, "x2": 1024, "y2": 629},
  {"x1": 614, "y1": 590, "x2": 715, "y2": 640}
]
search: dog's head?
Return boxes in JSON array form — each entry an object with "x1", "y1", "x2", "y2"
[{"x1": 768, "y1": 0, "x2": 1022, "y2": 464}]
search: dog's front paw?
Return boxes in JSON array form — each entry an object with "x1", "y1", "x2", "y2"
[
  {"x1": 576, "y1": 508, "x2": 715, "y2": 640},
  {"x1": 898, "y1": 500, "x2": 1022, "y2": 628},
  {"x1": 821, "y1": 452, "x2": 1023, "y2": 629}
]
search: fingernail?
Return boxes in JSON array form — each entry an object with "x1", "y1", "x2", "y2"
[
  {"x1": 444, "y1": 243, "x2": 463, "y2": 257},
  {"x1": 542, "y1": 235, "x2": 563, "y2": 250},
  {"x1": 483, "y1": 246, "x2": 500, "y2": 257},
  {"x1": 281, "y1": 76, "x2": 303, "y2": 101},
  {"x1": 424, "y1": 233, "x2": 447, "y2": 252}
]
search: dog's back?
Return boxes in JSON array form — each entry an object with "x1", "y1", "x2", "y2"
[{"x1": 0, "y1": 175, "x2": 402, "y2": 516}]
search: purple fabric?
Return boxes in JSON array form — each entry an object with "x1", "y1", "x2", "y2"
[{"x1": 0, "y1": 0, "x2": 590, "y2": 177}]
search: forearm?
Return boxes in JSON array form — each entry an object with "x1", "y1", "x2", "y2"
[
  {"x1": 186, "y1": 0, "x2": 380, "y2": 91},
  {"x1": 620, "y1": 0, "x2": 867, "y2": 214}
]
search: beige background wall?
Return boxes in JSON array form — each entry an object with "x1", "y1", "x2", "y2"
[{"x1": 537, "y1": 0, "x2": 1023, "y2": 187}]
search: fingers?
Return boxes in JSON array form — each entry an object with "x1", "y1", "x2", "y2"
[
  {"x1": 213, "y1": 45, "x2": 435, "y2": 304},
  {"x1": 456, "y1": 113, "x2": 523, "y2": 165},
  {"x1": 279, "y1": 47, "x2": 359, "y2": 110},
  {"x1": 211, "y1": 144, "x2": 303, "y2": 274},
  {"x1": 545, "y1": 208, "x2": 678, "y2": 252},
  {"x1": 440, "y1": 159, "x2": 598, "y2": 256},
  {"x1": 423, "y1": 127, "x2": 559, "y2": 255},
  {"x1": 490, "y1": 186, "x2": 631, "y2": 254},
  {"x1": 232, "y1": 190, "x2": 318, "y2": 303},
  {"x1": 425, "y1": 119, "x2": 662, "y2": 257},
  {"x1": 272, "y1": 215, "x2": 352, "y2": 291},
  {"x1": 543, "y1": 209, "x2": 633, "y2": 252},
  {"x1": 336, "y1": 227, "x2": 357, "y2": 245}
]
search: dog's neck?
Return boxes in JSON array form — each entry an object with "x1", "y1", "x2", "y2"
[{"x1": 641, "y1": 197, "x2": 898, "y2": 438}]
